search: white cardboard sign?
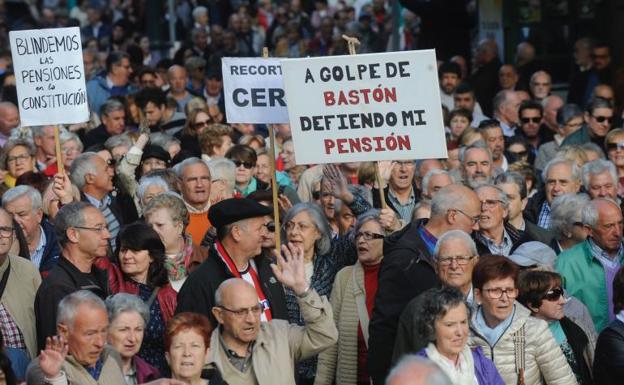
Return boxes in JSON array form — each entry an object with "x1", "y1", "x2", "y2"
[
  {"x1": 222, "y1": 57, "x2": 288, "y2": 124},
  {"x1": 10, "y1": 27, "x2": 89, "y2": 126},
  {"x1": 281, "y1": 50, "x2": 447, "y2": 164}
]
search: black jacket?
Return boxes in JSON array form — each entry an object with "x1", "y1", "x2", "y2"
[
  {"x1": 560, "y1": 317, "x2": 593, "y2": 385},
  {"x1": 175, "y1": 245, "x2": 288, "y2": 325},
  {"x1": 523, "y1": 189, "x2": 547, "y2": 226},
  {"x1": 79, "y1": 191, "x2": 138, "y2": 228},
  {"x1": 81, "y1": 124, "x2": 111, "y2": 150},
  {"x1": 367, "y1": 220, "x2": 440, "y2": 384},
  {"x1": 473, "y1": 221, "x2": 540, "y2": 256},
  {"x1": 34, "y1": 256, "x2": 109, "y2": 350},
  {"x1": 593, "y1": 318, "x2": 624, "y2": 385},
  {"x1": 39, "y1": 219, "x2": 61, "y2": 274}
]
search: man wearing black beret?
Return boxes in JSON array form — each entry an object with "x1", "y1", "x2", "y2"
[{"x1": 175, "y1": 197, "x2": 288, "y2": 323}]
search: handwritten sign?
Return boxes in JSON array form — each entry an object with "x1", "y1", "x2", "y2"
[
  {"x1": 222, "y1": 57, "x2": 288, "y2": 124},
  {"x1": 281, "y1": 50, "x2": 447, "y2": 164},
  {"x1": 10, "y1": 27, "x2": 89, "y2": 126}
]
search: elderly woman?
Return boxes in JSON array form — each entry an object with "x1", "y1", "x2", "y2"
[
  {"x1": 58, "y1": 130, "x2": 84, "y2": 173},
  {"x1": 518, "y1": 270, "x2": 594, "y2": 385},
  {"x1": 137, "y1": 175, "x2": 171, "y2": 210},
  {"x1": 106, "y1": 293, "x2": 160, "y2": 384},
  {"x1": 143, "y1": 192, "x2": 207, "y2": 291},
  {"x1": 165, "y1": 312, "x2": 226, "y2": 385},
  {"x1": 548, "y1": 193, "x2": 590, "y2": 254},
  {"x1": 594, "y1": 268, "x2": 624, "y2": 385},
  {"x1": 315, "y1": 211, "x2": 384, "y2": 385},
  {"x1": 282, "y1": 202, "x2": 356, "y2": 384},
  {"x1": 412, "y1": 287, "x2": 504, "y2": 385},
  {"x1": 604, "y1": 128, "x2": 624, "y2": 196},
  {"x1": 535, "y1": 104, "x2": 584, "y2": 171},
  {"x1": 470, "y1": 255, "x2": 578, "y2": 385},
  {"x1": 96, "y1": 222, "x2": 177, "y2": 373},
  {"x1": 0, "y1": 138, "x2": 37, "y2": 195}
]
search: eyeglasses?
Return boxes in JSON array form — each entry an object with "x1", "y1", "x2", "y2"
[
  {"x1": 480, "y1": 199, "x2": 504, "y2": 209},
  {"x1": 63, "y1": 146, "x2": 80, "y2": 154},
  {"x1": 593, "y1": 115, "x2": 613, "y2": 124},
  {"x1": 483, "y1": 287, "x2": 518, "y2": 299},
  {"x1": 73, "y1": 225, "x2": 109, "y2": 234},
  {"x1": 531, "y1": 82, "x2": 551, "y2": 87},
  {"x1": 233, "y1": 160, "x2": 255, "y2": 169},
  {"x1": 355, "y1": 231, "x2": 384, "y2": 241},
  {"x1": 284, "y1": 221, "x2": 315, "y2": 232},
  {"x1": 192, "y1": 120, "x2": 211, "y2": 130},
  {"x1": 6, "y1": 153, "x2": 31, "y2": 164},
  {"x1": 0, "y1": 226, "x2": 13, "y2": 238},
  {"x1": 218, "y1": 304, "x2": 263, "y2": 318},
  {"x1": 451, "y1": 208, "x2": 480, "y2": 225},
  {"x1": 437, "y1": 255, "x2": 475, "y2": 266},
  {"x1": 509, "y1": 150, "x2": 528, "y2": 158},
  {"x1": 606, "y1": 142, "x2": 624, "y2": 151},
  {"x1": 106, "y1": 159, "x2": 116, "y2": 167},
  {"x1": 263, "y1": 222, "x2": 275, "y2": 233},
  {"x1": 520, "y1": 117, "x2": 541, "y2": 124},
  {"x1": 543, "y1": 287, "x2": 564, "y2": 302}
]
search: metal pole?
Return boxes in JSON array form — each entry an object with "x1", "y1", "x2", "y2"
[
  {"x1": 168, "y1": 0, "x2": 176, "y2": 49},
  {"x1": 391, "y1": 0, "x2": 401, "y2": 51}
]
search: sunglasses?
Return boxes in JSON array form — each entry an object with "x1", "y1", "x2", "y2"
[
  {"x1": 263, "y1": 222, "x2": 275, "y2": 232},
  {"x1": 543, "y1": 287, "x2": 564, "y2": 302},
  {"x1": 192, "y1": 120, "x2": 211, "y2": 130},
  {"x1": 593, "y1": 115, "x2": 613, "y2": 124},
  {"x1": 233, "y1": 160, "x2": 255, "y2": 169},
  {"x1": 509, "y1": 150, "x2": 528, "y2": 157},
  {"x1": 520, "y1": 117, "x2": 541, "y2": 124},
  {"x1": 607, "y1": 142, "x2": 624, "y2": 151}
]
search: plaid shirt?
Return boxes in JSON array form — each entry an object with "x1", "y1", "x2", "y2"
[
  {"x1": 537, "y1": 201, "x2": 551, "y2": 229},
  {"x1": 0, "y1": 303, "x2": 25, "y2": 350},
  {"x1": 476, "y1": 229, "x2": 513, "y2": 256}
]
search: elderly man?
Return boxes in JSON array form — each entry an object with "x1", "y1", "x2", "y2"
[
  {"x1": 562, "y1": 97, "x2": 613, "y2": 147},
  {"x1": 71, "y1": 152, "x2": 137, "y2": 251},
  {"x1": 478, "y1": 120, "x2": 507, "y2": 171},
  {"x1": 0, "y1": 102, "x2": 19, "y2": 147},
  {"x1": 373, "y1": 160, "x2": 417, "y2": 223},
  {"x1": 529, "y1": 70, "x2": 552, "y2": 101},
  {"x1": 368, "y1": 184, "x2": 481, "y2": 384},
  {"x1": 86, "y1": 51, "x2": 135, "y2": 114},
  {"x1": 82, "y1": 99, "x2": 126, "y2": 149},
  {"x1": 167, "y1": 65, "x2": 196, "y2": 112},
  {"x1": 582, "y1": 159, "x2": 619, "y2": 201},
  {"x1": 460, "y1": 143, "x2": 493, "y2": 188},
  {"x1": 174, "y1": 157, "x2": 212, "y2": 245},
  {"x1": 176, "y1": 198, "x2": 287, "y2": 324},
  {"x1": 2, "y1": 185, "x2": 60, "y2": 273},
  {"x1": 210, "y1": 245, "x2": 337, "y2": 385},
  {"x1": 386, "y1": 356, "x2": 452, "y2": 385},
  {"x1": 541, "y1": 94, "x2": 565, "y2": 134},
  {"x1": 556, "y1": 198, "x2": 624, "y2": 331},
  {"x1": 525, "y1": 157, "x2": 581, "y2": 229},
  {"x1": 31, "y1": 125, "x2": 57, "y2": 173},
  {"x1": 0, "y1": 207, "x2": 41, "y2": 379},
  {"x1": 208, "y1": 157, "x2": 236, "y2": 203},
  {"x1": 492, "y1": 89, "x2": 521, "y2": 137},
  {"x1": 392, "y1": 230, "x2": 479, "y2": 361},
  {"x1": 27, "y1": 291, "x2": 185, "y2": 385},
  {"x1": 34, "y1": 202, "x2": 110, "y2": 350},
  {"x1": 420, "y1": 169, "x2": 453, "y2": 200}
]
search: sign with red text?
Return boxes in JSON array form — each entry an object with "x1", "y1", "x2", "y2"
[
  {"x1": 281, "y1": 50, "x2": 447, "y2": 164},
  {"x1": 222, "y1": 57, "x2": 288, "y2": 123},
  {"x1": 10, "y1": 27, "x2": 88, "y2": 126}
]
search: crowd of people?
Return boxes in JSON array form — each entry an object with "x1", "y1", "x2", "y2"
[{"x1": 0, "y1": 0, "x2": 620, "y2": 385}]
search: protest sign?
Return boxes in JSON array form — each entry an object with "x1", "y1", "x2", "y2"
[
  {"x1": 222, "y1": 57, "x2": 289, "y2": 124},
  {"x1": 10, "y1": 27, "x2": 88, "y2": 126},
  {"x1": 281, "y1": 50, "x2": 447, "y2": 164}
]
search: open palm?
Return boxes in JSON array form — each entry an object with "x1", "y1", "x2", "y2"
[
  {"x1": 271, "y1": 243, "x2": 308, "y2": 295},
  {"x1": 39, "y1": 335, "x2": 68, "y2": 379}
]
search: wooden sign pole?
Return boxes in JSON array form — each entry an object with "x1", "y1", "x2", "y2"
[
  {"x1": 342, "y1": 35, "x2": 388, "y2": 209},
  {"x1": 53, "y1": 125, "x2": 64, "y2": 174}
]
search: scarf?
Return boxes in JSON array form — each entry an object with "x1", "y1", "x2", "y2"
[
  {"x1": 425, "y1": 343, "x2": 478, "y2": 385},
  {"x1": 164, "y1": 234, "x2": 194, "y2": 281},
  {"x1": 184, "y1": 200, "x2": 211, "y2": 214}
]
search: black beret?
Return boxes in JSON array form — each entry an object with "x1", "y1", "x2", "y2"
[
  {"x1": 141, "y1": 145, "x2": 171, "y2": 165},
  {"x1": 208, "y1": 198, "x2": 272, "y2": 229}
]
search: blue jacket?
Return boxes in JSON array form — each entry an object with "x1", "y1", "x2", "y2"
[
  {"x1": 417, "y1": 346, "x2": 506, "y2": 385},
  {"x1": 86, "y1": 75, "x2": 137, "y2": 114},
  {"x1": 39, "y1": 219, "x2": 60, "y2": 274}
]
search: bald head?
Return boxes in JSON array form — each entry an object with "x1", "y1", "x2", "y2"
[
  {"x1": 215, "y1": 278, "x2": 258, "y2": 308},
  {"x1": 168, "y1": 65, "x2": 188, "y2": 94},
  {"x1": 0, "y1": 102, "x2": 19, "y2": 135},
  {"x1": 387, "y1": 356, "x2": 452, "y2": 385}
]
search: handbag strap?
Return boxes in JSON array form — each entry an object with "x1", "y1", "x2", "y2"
[
  {"x1": 146, "y1": 287, "x2": 160, "y2": 309},
  {"x1": 352, "y1": 266, "x2": 370, "y2": 348}
]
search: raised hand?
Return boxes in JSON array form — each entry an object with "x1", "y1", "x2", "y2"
[
  {"x1": 52, "y1": 173, "x2": 74, "y2": 205},
  {"x1": 377, "y1": 161, "x2": 396, "y2": 187},
  {"x1": 323, "y1": 164, "x2": 352, "y2": 203},
  {"x1": 39, "y1": 335, "x2": 68, "y2": 379},
  {"x1": 271, "y1": 242, "x2": 308, "y2": 295},
  {"x1": 278, "y1": 193, "x2": 293, "y2": 213},
  {"x1": 379, "y1": 208, "x2": 402, "y2": 232}
]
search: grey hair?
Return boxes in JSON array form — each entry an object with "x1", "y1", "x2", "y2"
[
  {"x1": 59, "y1": 130, "x2": 84, "y2": 152},
  {"x1": 54, "y1": 202, "x2": 90, "y2": 247},
  {"x1": 143, "y1": 191, "x2": 189, "y2": 232},
  {"x1": 30, "y1": 125, "x2": 52, "y2": 137},
  {"x1": 549, "y1": 193, "x2": 590, "y2": 237},
  {"x1": 541, "y1": 157, "x2": 581, "y2": 183},
  {"x1": 458, "y1": 141, "x2": 493, "y2": 165},
  {"x1": 581, "y1": 198, "x2": 619, "y2": 229},
  {"x1": 100, "y1": 98, "x2": 125, "y2": 117},
  {"x1": 105, "y1": 293, "x2": 150, "y2": 326},
  {"x1": 582, "y1": 159, "x2": 617, "y2": 191},
  {"x1": 387, "y1": 355, "x2": 452, "y2": 385},
  {"x1": 414, "y1": 287, "x2": 470, "y2": 345},
  {"x1": 57, "y1": 290, "x2": 106, "y2": 328},
  {"x1": 475, "y1": 183, "x2": 510, "y2": 209},
  {"x1": 530, "y1": 70, "x2": 551, "y2": 84},
  {"x1": 104, "y1": 134, "x2": 133, "y2": 152},
  {"x1": 495, "y1": 171, "x2": 528, "y2": 199},
  {"x1": 430, "y1": 184, "x2": 466, "y2": 217},
  {"x1": 422, "y1": 169, "x2": 451, "y2": 196},
  {"x1": 149, "y1": 132, "x2": 180, "y2": 152},
  {"x1": 556, "y1": 104, "x2": 583, "y2": 126},
  {"x1": 1, "y1": 138, "x2": 36, "y2": 169},
  {"x1": 580, "y1": 142, "x2": 606, "y2": 160},
  {"x1": 492, "y1": 89, "x2": 514, "y2": 114},
  {"x1": 2, "y1": 185, "x2": 42, "y2": 211},
  {"x1": 192, "y1": 6, "x2": 208, "y2": 20},
  {"x1": 434, "y1": 229, "x2": 477, "y2": 258},
  {"x1": 208, "y1": 158, "x2": 236, "y2": 192},
  {"x1": 282, "y1": 203, "x2": 332, "y2": 256},
  {"x1": 137, "y1": 175, "x2": 171, "y2": 203},
  {"x1": 173, "y1": 157, "x2": 210, "y2": 179},
  {"x1": 69, "y1": 152, "x2": 99, "y2": 190},
  {"x1": 354, "y1": 209, "x2": 382, "y2": 234}
]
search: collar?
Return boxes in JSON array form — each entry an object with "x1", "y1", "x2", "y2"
[
  {"x1": 588, "y1": 237, "x2": 624, "y2": 264},
  {"x1": 34, "y1": 225, "x2": 46, "y2": 253},
  {"x1": 238, "y1": 177, "x2": 257, "y2": 196},
  {"x1": 184, "y1": 199, "x2": 211, "y2": 214},
  {"x1": 218, "y1": 332, "x2": 253, "y2": 359},
  {"x1": 477, "y1": 227, "x2": 511, "y2": 248},
  {"x1": 84, "y1": 192, "x2": 111, "y2": 209},
  {"x1": 388, "y1": 186, "x2": 415, "y2": 204},
  {"x1": 106, "y1": 75, "x2": 115, "y2": 89}
]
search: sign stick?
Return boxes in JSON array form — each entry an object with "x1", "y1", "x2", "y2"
[
  {"x1": 341, "y1": 35, "x2": 388, "y2": 209},
  {"x1": 263, "y1": 47, "x2": 282, "y2": 252},
  {"x1": 54, "y1": 125, "x2": 64, "y2": 175}
]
